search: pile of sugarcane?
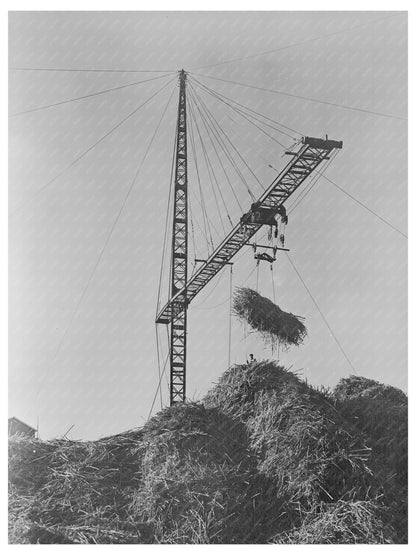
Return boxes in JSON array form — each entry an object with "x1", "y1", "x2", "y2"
[{"x1": 233, "y1": 287, "x2": 307, "y2": 348}]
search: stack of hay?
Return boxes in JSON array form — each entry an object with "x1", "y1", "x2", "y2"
[
  {"x1": 8, "y1": 364, "x2": 406, "y2": 544},
  {"x1": 204, "y1": 362, "x2": 398, "y2": 544},
  {"x1": 233, "y1": 287, "x2": 306, "y2": 348},
  {"x1": 333, "y1": 376, "x2": 408, "y2": 543}
]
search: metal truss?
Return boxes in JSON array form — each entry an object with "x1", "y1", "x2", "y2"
[{"x1": 156, "y1": 136, "x2": 342, "y2": 330}]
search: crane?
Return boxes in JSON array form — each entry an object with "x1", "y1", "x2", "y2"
[{"x1": 156, "y1": 70, "x2": 342, "y2": 404}]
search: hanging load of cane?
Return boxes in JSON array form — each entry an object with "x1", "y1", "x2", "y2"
[{"x1": 233, "y1": 287, "x2": 307, "y2": 348}]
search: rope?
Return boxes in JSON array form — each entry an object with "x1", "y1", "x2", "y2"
[
  {"x1": 11, "y1": 76, "x2": 177, "y2": 215},
  {"x1": 192, "y1": 263, "x2": 257, "y2": 311},
  {"x1": 190, "y1": 76, "x2": 303, "y2": 137},
  {"x1": 271, "y1": 264, "x2": 276, "y2": 302},
  {"x1": 189, "y1": 84, "x2": 257, "y2": 202},
  {"x1": 286, "y1": 253, "x2": 357, "y2": 375},
  {"x1": 154, "y1": 324, "x2": 164, "y2": 410},
  {"x1": 32, "y1": 84, "x2": 177, "y2": 409},
  {"x1": 187, "y1": 86, "x2": 241, "y2": 217},
  {"x1": 228, "y1": 265, "x2": 233, "y2": 368},
  {"x1": 191, "y1": 267, "x2": 228, "y2": 308},
  {"x1": 188, "y1": 103, "x2": 215, "y2": 253},
  {"x1": 187, "y1": 94, "x2": 228, "y2": 236},
  {"x1": 192, "y1": 73, "x2": 407, "y2": 122},
  {"x1": 156, "y1": 113, "x2": 178, "y2": 316},
  {"x1": 271, "y1": 264, "x2": 280, "y2": 360},
  {"x1": 10, "y1": 72, "x2": 177, "y2": 117},
  {"x1": 287, "y1": 150, "x2": 337, "y2": 214},
  {"x1": 190, "y1": 13, "x2": 404, "y2": 71},
  {"x1": 321, "y1": 173, "x2": 407, "y2": 239},
  {"x1": 148, "y1": 346, "x2": 170, "y2": 420},
  {"x1": 190, "y1": 76, "x2": 298, "y2": 143},
  {"x1": 11, "y1": 66, "x2": 176, "y2": 73}
]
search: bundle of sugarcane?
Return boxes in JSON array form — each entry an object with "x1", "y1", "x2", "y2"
[{"x1": 233, "y1": 287, "x2": 307, "y2": 348}]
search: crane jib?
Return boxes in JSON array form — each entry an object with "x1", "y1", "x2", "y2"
[{"x1": 156, "y1": 136, "x2": 342, "y2": 325}]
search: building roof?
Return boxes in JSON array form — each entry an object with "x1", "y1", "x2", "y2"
[{"x1": 8, "y1": 416, "x2": 36, "y2": 432}]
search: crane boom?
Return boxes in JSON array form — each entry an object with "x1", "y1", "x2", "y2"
[{"x1": 156, "y1": 136, "x2": 342, "y2": 325}]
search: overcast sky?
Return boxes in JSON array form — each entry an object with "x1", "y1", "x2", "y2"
[{"x1": 9, "y1": 11, "x2": 407, "y2": 440}]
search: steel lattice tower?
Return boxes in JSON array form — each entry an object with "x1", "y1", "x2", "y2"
[{"x1": 169, "y1": 70, "x2": 188, "y2": 404}]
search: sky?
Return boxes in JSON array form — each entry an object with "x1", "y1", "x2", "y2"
[{"x1": 8, "y1": 11, "x2": 407, "y2": 440}]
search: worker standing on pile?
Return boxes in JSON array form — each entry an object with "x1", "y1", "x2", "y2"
[{"x1": 246, "y1": 354, "x2": 257, "y2": 364}]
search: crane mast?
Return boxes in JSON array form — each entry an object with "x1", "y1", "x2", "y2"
[
  {"x1": 169, "y1": 70, "x2": 188, "y2": 404},
  {"x1": 158, "y1": 70, "x2": 343, "y2": 406}
]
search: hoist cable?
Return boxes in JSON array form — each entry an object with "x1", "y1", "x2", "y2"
[
  {"x1": 156, "y1": 111, "x2": 178, "y2": 317},
  {"x1": 188, "y1": 93, "x2": 227, "y2": 236},
  {"x1": 190, "y1": 76, "x2": 303, "y2": 137},
  {"x1": 10, "y1": 72, "x2": 177, "y2": 117},
  {"x1": 228, "y1": 265, "x2": 233, "y2": 368},
  {"x1": 271, "y1": 264, "x2": 276, "y2": 303},
  {"x1": 192, "y1": 73, "x2": 407, "y2": 121},
  {"x1": 187, "y1": 86, "x2": 241, "y2": 217},
  {"x1": 189, "y1": 84, "x2": 258, "y2": 202},
  {"x1": 33, "y1": 83, "x2": 177, "y2": 407},
  {"x1": 190, "y1": 13, "x2": 404, "y2": 71},
  {"x1": 189, "y1": 84, "x2": 255, "y2": 203},
  {"x1": 154, "y1": 324, "x2": 164, "y2": 410},
  {"x1": 188, "y1": 101, "x2": 215, "y2": 254},
  {"x1": 320, "y1": 173, "x2": 407, "y2": 239},
  {"x1": 148, "y1": 346, "x2": 170, "y2": 420},
  {"x1": 192, "y1": 262, "x2": 257, "y2": 311},
  {"x1": 11, "y1": 76, "x2": 177, "y2": 215},
  {"x1": 190, "y1": 85, "x2": 264, "y2": 197},
  {"x1": 287, "y1": 151, "x2": 337, "y2": 214},
  {"x1": 11, "y1": 66, "x2": 176, "y2": 73},
  {"x1": 286, "y1": 253, "x2": 357, "y2": 375},
  {"x1": 192, "y1": 77, "x2": 288, "y2": 153},
  {"x1": 191, "y1": 266, "x2": 229, "y2": 308},
  {"x1": 190, "y1": 77, "x2": 295, "y2": 145},
  {"x1": 188, "y1": 195, "x2": 202, "y2": 271}
]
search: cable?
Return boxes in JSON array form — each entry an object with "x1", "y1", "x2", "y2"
[
  {"x1": 188, "y1": 195, "x2": 200, "y2": 271},
  {"x1": 156, "y1": 114, "x2": 178, "y2": 317},
  {"x1": 191, "y1": 84, "x2": 263, "y2": 197},
  {"x1": 193, "y1": 261, "x2": 258, "y2": 311},
  {"x1": 10, "y1": 72, "x2": 177, "y2": 117},
  {"x1": 188, "y1": 100, "x2": 215, "y2": 253},
  {"x1": 148, "y1": 347, "x2": 170, "y2": 420},
  {"x1": 187, "y1": 94, "x2": 227, "y2": 236},
  {"x1": 190, "y1": 13, "x2": 405, "y2": 71},
  {"x1": 192, "y1": 73, "x2": 407, "y2": 122},
  {"x1": 320, "y1": 173, "x2": 407, "y2": 239},
  {"x1": 191, "y1": 266, "x2": 229, "y2": 308},
  {"x1": 228, "y1": 265, "x2": 233, "y2": 368},
  {"x1": 286, "y1": 253, "x2": 357, "y2": 375},
  {"x1": 191, "y1": 77, "x2": 303, "y2": 137},
  {"x1": 287, "y1": 151, "x2": 337, "y2": 214},
  {"x1": 186, "y1": 86, "x2": 242, "y2": 217},
  {"x1": 189, "y1": 84, "x2": 258, "y2": 201},
  {"x1": 155, "y1": 324, "x2": 164, "y2": 410},
  {"x1": 11, "y1": 76, "x2": 177, "y2": 215},
  {"x1": 33, "y1": 84, "x2": 176, "y2": 406},
  {"x1": 192, "y1": 77, "x2": 289, "y2": 151},
  {"x1": 271, "y1": 264, "x2": 276, "y2": 303},
  {"x1": 190, "y1": 76, "x2": 299, "y2": 141},
  {"x1": 10, "y1": 66, "x2": 175, "y2": 73}
]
